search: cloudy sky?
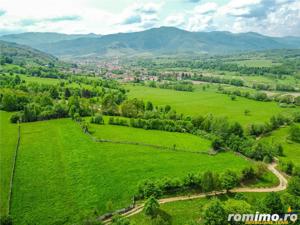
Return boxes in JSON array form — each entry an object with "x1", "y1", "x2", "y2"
[{"x1": 0, "y1": 0, "x2": 299, "y2": 37}]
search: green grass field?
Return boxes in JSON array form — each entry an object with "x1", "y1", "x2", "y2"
[
  {"x1": 260, "y1": 124, "x2": 300, "y2": 166},
  {"x1": 89, "y1": 123, "x2": 212, "y2": 153},
  {"x1": 0, "y1": 111, "x2": 18, "y2": 216},
  {"x1": 19, "y1": 75, "x2": 61, "y2": 85},
  {"x1": 233, "y1": 59, "x2": 280, "y2": 67},
  {"x1": 125, "y1": 84, "x2": 298, "y2": 126},
  {"x1": 8, "y1": 118, "x2": 253, "y2": 224}
]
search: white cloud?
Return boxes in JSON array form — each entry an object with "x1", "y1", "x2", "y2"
[
  {"x1": 193, "y1": 2, "x2": 218, "y2": 14},
  {"x1": 182, "y1": 0, "x2": 300, "y2": 36},
  {"x1": 164, "y1": 14, "x2": 185, "y2": 27},
  {"x1": 0, "y1": 0, "x2": 299, "y2": 36}
]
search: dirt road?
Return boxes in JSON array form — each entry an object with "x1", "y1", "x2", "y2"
[{"x1": 104, "y1": 162, "x2": 287, "y2": 222}]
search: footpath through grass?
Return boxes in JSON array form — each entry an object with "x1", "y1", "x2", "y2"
[
  {"x1": 0, "y1": 111, "x2": 18, "y2": 216},
  {"x1": 11, "y1": 118, "x2": 252, "y2": 224}
]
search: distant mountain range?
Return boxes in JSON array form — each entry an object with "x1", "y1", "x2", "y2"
[{"x1": 1, "y1": 27, "x2": 300, "y2": 58}]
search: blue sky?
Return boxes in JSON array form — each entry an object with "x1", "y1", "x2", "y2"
[{"x1": 0, "y1": 0, "x2": 299, "y2": 36}]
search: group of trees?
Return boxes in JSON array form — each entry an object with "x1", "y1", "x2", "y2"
[
  {"x1": 192, "y1": 74, "x2": 244, "y2": 87},
  {"x1": 145, "y1": 81, "x2": 194, "y2": 92},
  {"x1": 248, "y1": 114, "x2": 294, "y2": 137},
  {"x1": 0, "y1": 73, "x2": 126, "y2": 123},
  {"x1": 136, "y1": 166, "x2": 265, "y2": 200},
  {"x1": 221, "y1": 89, "x2": 271, "y2": 102},
  {"x1": 137, "y1": 57, "x2": 297, "y2": 76},
  {"x1": 252, "y1": 83, "x2": 297, "y2": 92},
  {"x1": 203, "y1": 192, "x2": 286, "y2": 225},
  {"x1": 289, "y1": 125, "x2": 300, "y2": 143},
  {"x1": 222, "y1": 88, "x2": 300, "y2": 106},
  {"x1": 203, "y1": 170, "x2": 300, "y2": 225}
]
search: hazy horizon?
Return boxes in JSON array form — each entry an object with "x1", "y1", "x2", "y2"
[{"x1": 1, "y1": 26, "x2": 300, "y2": 39}]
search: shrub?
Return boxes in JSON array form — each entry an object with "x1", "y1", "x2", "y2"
[
  {"x1": 91, "y1": 114, "x2": 104, "y2": 124},
  {"x1": 10, "y1": 112, "x2": 22, "y2": 123},
  {"x1": 144, "y1": 196, "x2": 160, "y2": 218}
]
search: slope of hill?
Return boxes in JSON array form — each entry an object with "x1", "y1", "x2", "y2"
[
  {"x1": 0, "y1": 40, "x2": 59, "y2": 66},
  {"x1": 1, "y1": 27, "x2": 300, "y2": 58}
]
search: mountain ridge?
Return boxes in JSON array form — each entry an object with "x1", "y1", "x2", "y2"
[{"x1": 1, "y1": 27, "x2": 300, "y2": 58}]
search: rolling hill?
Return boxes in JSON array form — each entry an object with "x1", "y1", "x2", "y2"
[
  {"x1": 0, "y1": 40, "x2": 59, "y2": 66},
  {"x1": 1, "y1": 27, "x2": 300, "y2": 58}
]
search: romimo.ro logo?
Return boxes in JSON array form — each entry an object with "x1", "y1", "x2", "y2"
[{"x1": 228, "y1": 212, "x2": 298, "y2": 224}]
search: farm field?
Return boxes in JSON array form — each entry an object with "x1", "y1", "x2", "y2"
[
  {"x1": 0, "y1": 111, "x2": 18, "y2": 215},
  {"x1": 260, "y1": 124, "x2": 300, "y2": 166},
  {"x1": 89, "y1": 122, "x2": 212, "y2": 153},
  {"x1": 125, "y1": 84, "x2": 298, "y2": 126},
  {"x1": 233, "y1": 59, "x2": 280, "y2": 67},
  {"x1": 8, "y1": 117, "x2": 253, "y2": 225}
]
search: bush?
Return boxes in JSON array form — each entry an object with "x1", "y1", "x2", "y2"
[
  {"x1": 288, "y1": 177, "x2": 300, "y2": 196},
  {"x1": 110, "y1": 215, "x2": 129, "y2": 225},
  {"x1": 144, "y1": 196, "x2": 160, "y2": 218},
  {"x1": 91, "y1": 114, "x2": 104, "y2": 124},
  {"x1": 241, "y1": 167, "x2": 256, "y2": 181},
  {"x1": 10, "y1": 112, "x2": 22, "y2": 123},
  {"x1": 289, "y1": 125, "x2": 300, "y2": 143}
]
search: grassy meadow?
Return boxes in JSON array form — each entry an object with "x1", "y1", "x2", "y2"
[
  {"x1": 0, "y1": 111, "x2": 18, "y2": 215},
  {"x1": 89, "y1": 123, "x2": 212, "y2": 153},
  {"x1": 233, "y1": 59, "x2": 280, "y2": 67},
  {"x1": 125, "y1": 84, "x2": 298, "y2": 126},
  {"x1": 8, "y1": 118, "x2": 253, "y2": 224}
]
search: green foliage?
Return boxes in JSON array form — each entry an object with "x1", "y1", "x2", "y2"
[
  {"x1": 90, "y1": 114, "x2": 104, "y2": 125},
  {"x1": 144, "y1": 196, "x2": 160, "y2": 218},
  {"x1": 241, "y1": 167, "x2": 256, "y2": 181},
  {"x1": 121, "y1": 98, "x2": 144, "y2": 118},
  {"x1": 288, "y1": 177, "x2": 300, "y2": 196},
  {"x1": 111, "y1": 215, "x2": 130, "y2": 225},
  {"x1": 0, "y1": 215, "x2": 13, "y2": 225},
  {"x1": 203, "y1": 199, "x2": 227, "y2": 225},
  {"x1": 202, "y1": 171, "x2": 214, "y2": 192},
  {"x1": 260, "y1": 192, "x2": 284, "y2": 214},
  {"x1": 289, "y1": 125, "x2": 300, "y2": 143},
  {"x1": 224, "y1": 199, "x2": 252, "y2": 225},
  {"x1": 220, "y1": 170, "x2": 239, "y2": 191}
]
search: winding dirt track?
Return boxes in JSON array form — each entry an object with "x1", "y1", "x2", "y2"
[{"x1": 104, "y1": 162, "x2": 287, "y2": 223}]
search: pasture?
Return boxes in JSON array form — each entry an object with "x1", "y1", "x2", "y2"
[
  {"x1": 125, "y1": 84, "x2": 297, "y2": 126},
  {"x1": 8, "y1": 118, "x2": 252, "y2": 224},
  {"x1": 0, "y1": 111, "x2": 18, "y2": 215},
  {"x1": 233, "y1": 59, "x2": 280, "y2": 67},
  {"x1": 88, "y1": 123, "x2": 212, "y2": 153}
]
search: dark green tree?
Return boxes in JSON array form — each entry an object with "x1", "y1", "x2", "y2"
[
  {"x1": 261, "y1": 192, "x2": 284, "y2": 214},
  {"x1": 220, "y1": 170, "x2": 239, "y2": 191},
  {"x1": 288, "y1": 177, "x2": 300, "y2": 196},
  {"x1": 144, "y1": 196, "x2": 160, "y2": 218},
  {"x1": 203, "y1": 198, "x2": 227, "y2": 225},
  {"x1": 202, "y1": 171, "x2": 214, "y2": 192}
]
